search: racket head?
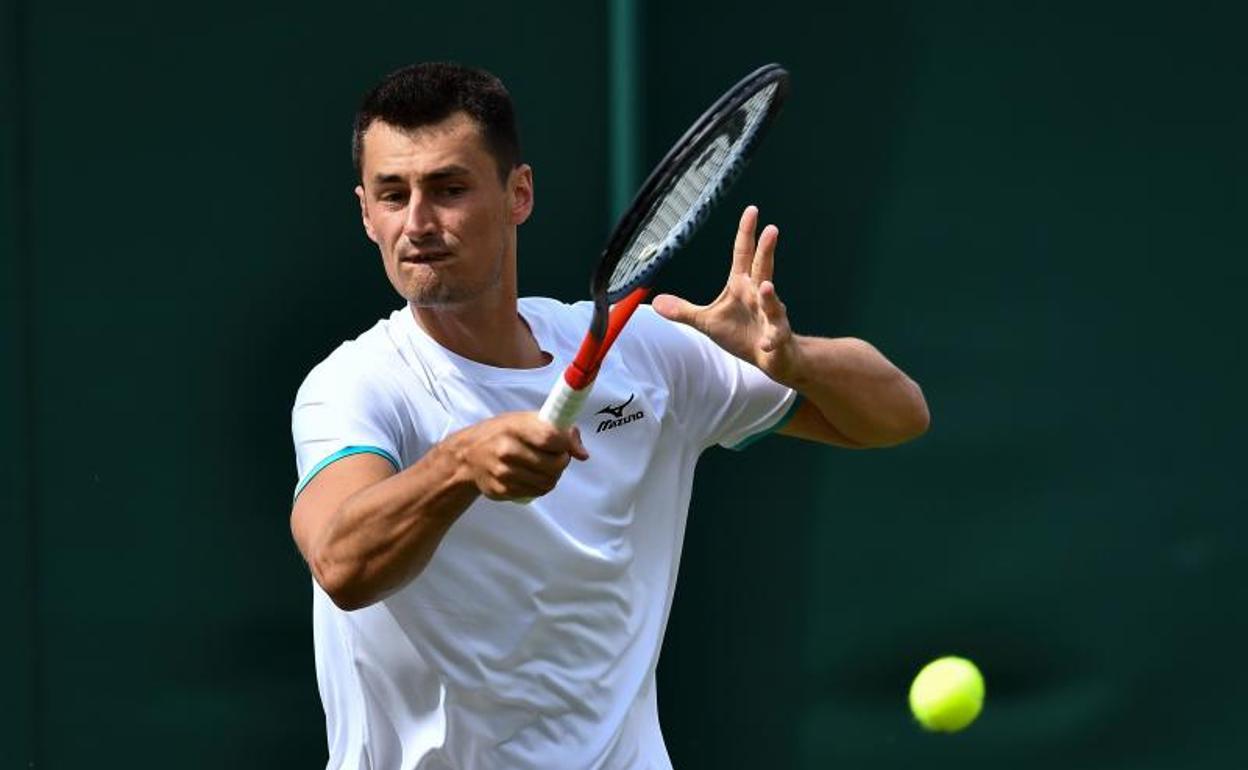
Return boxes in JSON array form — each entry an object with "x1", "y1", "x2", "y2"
[{"x1": 593, "y1": 63, "x2": 790, "y2": 311}]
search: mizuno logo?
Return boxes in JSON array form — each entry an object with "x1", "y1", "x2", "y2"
[
  {"x1": 595, "y1": 394, "x2": 635, "y2": 419},
  {"x1": 595, "y1": 394, "x2": 644, "y2": 433}
]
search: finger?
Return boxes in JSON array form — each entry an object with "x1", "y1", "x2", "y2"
[
  {"x1": 758, "y1": 280, "x2": 786, "y2": 320},
  {"x1": 516, "y1": 425, "x2": 586, "y2": 469},
  {"x1": 567, "y1": 427, "x2": 590, "y2": 461},
  {"x1": 501, "y1": 443, "x2": 572, "y2": 477},
  {"x1": 484, "y1": 466, "x2": 557, "y2": 500},
  {"x1": 498, "y1": 437, "x2": 563, "y2": 470},
  {"x1": 651, "y1": 293, "x2": 704, "y2": 326},
  {"x1": 751, "y1": 224, "x2": 779, "y2": 283},
  {"x1": 732, "y1": 205, "x2": 759, "y2": 274},
  {"x1": 758, "y1": 281, "x2": 792, "y2": 351},
  {"x1": 514, "y1": 415, "x2": 579, "y2": 454}
]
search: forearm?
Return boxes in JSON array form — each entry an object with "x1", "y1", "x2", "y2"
[
  {"x1": 310, "y1": 436, "x2": 479, "y2": 610},
  {"x1": 778, "y1": 335, "x2": 929, "y2": 447}
]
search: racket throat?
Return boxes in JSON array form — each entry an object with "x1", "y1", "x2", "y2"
[{"x1": 565, "y1": 287, "x2": 650, "y2": 390}]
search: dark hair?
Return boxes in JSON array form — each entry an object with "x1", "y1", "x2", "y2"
[{"x1": 352, "y1": 62, "x2": 521, "y2": 183}]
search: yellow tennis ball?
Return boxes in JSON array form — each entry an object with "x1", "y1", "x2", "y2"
[{"x1": 908, "y1": 656, "x2": 985, "y2": 733}]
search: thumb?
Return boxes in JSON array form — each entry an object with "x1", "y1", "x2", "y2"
[
  {"x1": 567, "y1": 426, "x2": 590, "y2": 461},
  {"x1": 652, "y1": 294, "x2": 702, "y2": 326}
]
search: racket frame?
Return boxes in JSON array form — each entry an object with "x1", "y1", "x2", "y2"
[{"x1": 563, "y1": 63, "x2": 790, "y2": 396}]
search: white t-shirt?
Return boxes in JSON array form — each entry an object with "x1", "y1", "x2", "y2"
[{"x1": 291, "y1": 298, "x2": 796, "y2": 770}]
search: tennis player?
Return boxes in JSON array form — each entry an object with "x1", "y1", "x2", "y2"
[{"x1": 290, "y1": 62, "x2": 928, "y2": 769}]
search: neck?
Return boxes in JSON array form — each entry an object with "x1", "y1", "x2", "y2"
[{"x1": 409, "y1": 295, "x2": 548, "y2": 369}]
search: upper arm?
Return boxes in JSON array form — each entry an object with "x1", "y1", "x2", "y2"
[
  {"x1": 290, "y1": 351, "x2": 410, "y2": 562},
  {"x1": 290, "y1": 452, "x2": 397, "y2": 565},
  {"x1": 776, "y1": 398, "x2": 867, "y2": 448}
]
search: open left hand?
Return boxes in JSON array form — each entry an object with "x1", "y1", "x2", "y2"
[{"x1": 652, "y1": 205, "x2": 800, "y2": 383}]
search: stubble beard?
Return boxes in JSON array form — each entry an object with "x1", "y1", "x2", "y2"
[{"x1": 400, "y1": 247, "x2": 506, "y2": 309}]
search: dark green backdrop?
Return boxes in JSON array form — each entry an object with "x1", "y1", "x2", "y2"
[{"x1": 4, "y1": 1, "x2": 1245, "y2": 767}]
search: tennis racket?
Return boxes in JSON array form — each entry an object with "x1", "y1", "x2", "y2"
[{"x1": 537, "y1": 63, "x2": 790, "y2": 436}]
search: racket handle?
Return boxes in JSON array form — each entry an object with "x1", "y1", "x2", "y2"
[
  {"x1": 512, "y1": 377, "x2": 592, "y2": 504},
  {"x1": 538, "y1": 375, "x2": 592, "y2": 430}
]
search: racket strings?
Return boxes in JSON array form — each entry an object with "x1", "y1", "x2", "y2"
[{"x1": 608, "y1": 83, "x2": 779, "y2": 295}]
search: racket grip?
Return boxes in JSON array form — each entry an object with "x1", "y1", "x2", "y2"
[
  {"x1": 512, "y1": 377, "x2": 592, "y2": 505},
  {"x1": 538, "y1": 376, "x2": 592, "y2": 430}
]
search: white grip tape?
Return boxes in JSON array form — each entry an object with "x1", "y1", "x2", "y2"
[
  {"x1": 538, "y1": 377, "x2": 591, "y2": 430},
  {"x1": 513, "y1": 378, "x2": 592, "y2": 504}
]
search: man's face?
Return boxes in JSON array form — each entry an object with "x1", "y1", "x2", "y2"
[{"x1": 355, "y1": 113, "x2": 532, "y2": 307}]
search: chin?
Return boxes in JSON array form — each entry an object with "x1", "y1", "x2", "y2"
[
  {"x1": 403, "y1": 283, "x2": 475, "y2": 308},
  {"x1": 391, "y1": 263, "x2": 503, "y2": 308}
]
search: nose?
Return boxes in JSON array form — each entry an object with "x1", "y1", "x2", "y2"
[{"x1": 403, "y1": 192, "x2": 439, "y2": 241}]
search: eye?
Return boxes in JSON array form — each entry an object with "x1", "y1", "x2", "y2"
[
  {"x1": 377, "y1": 190, "x2": 407, "y2": 206},
  {"x1": 440, "y1": 185, "x2": 468, "y2": 199}
]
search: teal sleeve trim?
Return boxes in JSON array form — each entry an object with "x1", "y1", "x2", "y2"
[
  {"x1": 727, "y1": 394, "x2": 803, "y2": 451},
  {"x1": 293, "y1": 445, "x2": 401, "y2": 500}
]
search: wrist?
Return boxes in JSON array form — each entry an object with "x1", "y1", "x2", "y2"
[
  {"x1": 770, "y1": 334, "x2": 810, "y2": 389},
  {"x1": 431, "y1": 429, "x2": 485, "y2": 502}
]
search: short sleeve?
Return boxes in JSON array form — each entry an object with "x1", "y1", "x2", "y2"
[
  {"x1": 625, "y1": 306, "x2": 798, "y2": 450},
  {"x1": 291, "y1": 349, "x2": 405, "y2": 497}
]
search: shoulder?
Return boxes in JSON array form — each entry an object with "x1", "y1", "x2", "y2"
[
  {"x1": 615, "y1": 305, "x2": 767, "y2": 392},
  {"x1": 515, "y1": 296, "x2": 707, "y2": 364},
  {"x1": 625, "y1": 304, "x2": 687, "y2": 337},
  {"x1": 616, "y1": 304, "x2": 708, "y2": 360},
  {"x1": 295, "y1": 314, "x2": 409, "y2": 407},
  {"x1": 519, "y1": 296, "x2": 593, "y2": 326},
  {"x1": 518, "y1": 296, "x2": 595, "y2": 349}
]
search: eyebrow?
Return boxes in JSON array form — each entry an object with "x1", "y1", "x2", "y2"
[{"x1": 371, "y1": 165, "x2": 472, "y2": 186}]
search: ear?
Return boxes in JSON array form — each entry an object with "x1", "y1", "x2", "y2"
[
  {"x1": 508, "y1": 164, "x2": 534, "y2": 226},
  {"x1": 355, "y1": 184, "x2": 379, "y2": 244}
]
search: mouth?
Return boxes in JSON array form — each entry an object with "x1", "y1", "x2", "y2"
[{"x1": 400, "y1": 251, "x2": 452, "y2": 265}]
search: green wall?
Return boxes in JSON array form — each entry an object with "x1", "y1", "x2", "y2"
[
  {"x1": 2, "y1": 0, "x2": 34, "y2": 765},
  {"x1": 5, "y1": 1, "x2": 1245, "y2": 767},
  {"x1": 650, "y1": 3, "x2": 1247, "y2": 768}
]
